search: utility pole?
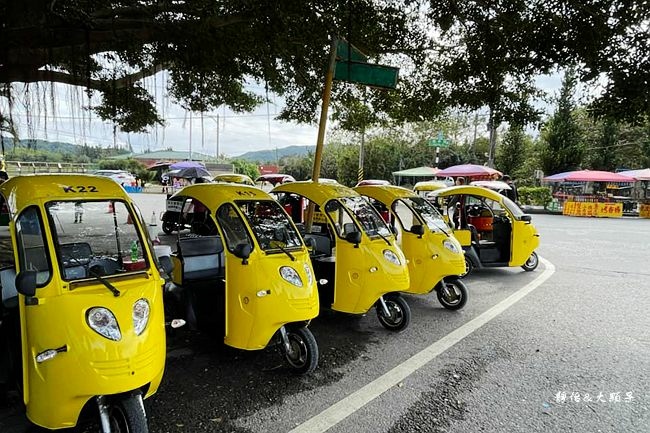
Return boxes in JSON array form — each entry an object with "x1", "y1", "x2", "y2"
[{"x1": 216, "y1": 114, "x2": 220, "y2": 161}]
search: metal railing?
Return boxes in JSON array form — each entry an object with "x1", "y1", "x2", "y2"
[{"x1": 4, "y1": 160, "x2": 96, "y2": 176}]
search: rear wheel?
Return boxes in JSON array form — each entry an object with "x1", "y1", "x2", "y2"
[
  {"x1": 375, "y1": 295, "x2": 411, "y2": 332},
  {"x1": 104, "y1": 394, "x2": 148, "y2": 433},
  {"x1": 161, "y1": 219, "x2": 175, "y2": 235},
  {"x1": 521, "y1": 252, "x2": 539, "y2": 272},
  {"x1": 283, "y1": 327, "x2": 319, "y2": 375},
  {"x1": 436, "y1": 279, "x2": 468, "y2": 310}
]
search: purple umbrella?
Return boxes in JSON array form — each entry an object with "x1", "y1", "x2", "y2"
[{"x1": 169, "y1": 161, "x2": 206, "y2": 170}]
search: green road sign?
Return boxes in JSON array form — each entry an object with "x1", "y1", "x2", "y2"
[
  {"x1": 427, "y1": 138, "x2": 449, "y2": 148},
  {"x1": 336, "y1": 40, "x2": 368, "y2": 62},
  {"x1": 334, "y1": 61, "x2": 399, "y2": 89}
]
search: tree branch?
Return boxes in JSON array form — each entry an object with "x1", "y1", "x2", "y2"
[{"x1": 0, "y1": 64, "x2": 169, "y2": 90}]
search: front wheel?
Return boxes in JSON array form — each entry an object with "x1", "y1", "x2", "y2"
[
  {"x1": 104, "y1": 394, "x2": 148, "y2": 433},
  {"x1": 283, "y1": 327, "x2": 319, "y2": 375},
  {"x1": 436, "y1": 279, "x2": 468, "y2": 310},
  {"x1": 521, "y1": 252, "x2": 539, "y2": 272},
  {"x1": 375, "y1": 295, "x2": 411, "y2": 332},
  {"x1": 459, "y1": 255, "x2": 473, "y2": 278}
]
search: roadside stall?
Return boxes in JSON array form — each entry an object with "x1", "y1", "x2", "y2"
[
  {"x1": 618, "y1": 169, "x2": 650, "y2": 218},
  {"x1": 543, "y1": 170, "x2": 636, "y2": 218}
]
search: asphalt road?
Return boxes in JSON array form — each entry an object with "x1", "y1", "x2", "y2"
[{"x1": 1, "y1": 193, "x2": 649, "y2": 432}]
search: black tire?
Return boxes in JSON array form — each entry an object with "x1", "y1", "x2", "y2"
[
  {"x1": 375, "y1": 294, "x2": 411, "y2": 332},
  {"x1": 161, "y1": 219, "x2": 175, "y2": 235},
  {"x1": 521, "y1": 251, "x2": 539, "y2": 272},
  {"x1": 436, "y1": 279, "x2": 468, "y2": 310},
  {"x1": 459, "y1": 255, "x2": 473, "y2": 278},
  {"x1": 283, "y1": 326, "x2": 319, "y2": 375},
  {"x1": 105, "y1": 394, "x2": 148, "y2": 433}
]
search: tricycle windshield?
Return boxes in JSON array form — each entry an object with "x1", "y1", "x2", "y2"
[
  {"x1": 46, "y1": 200, "x2": 149, "y2": 281},
  {"x1": 235, "y1": 200, "x2": 303, "y2": 251},
  {"x1": 399, "y1": 197, "x2": 450, "y2": 235},
  {"x1": 339, "y1": 196, "x2": 392, "y2": 238}
]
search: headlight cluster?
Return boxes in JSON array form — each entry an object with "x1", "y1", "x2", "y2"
[
  {"x1": 443, "y1": 239, "x2": 460, "y2": 254},
  {"x1": 86, "y1": 298, "x2": 151, "y2": 341},
  {"x1": 87, "y1": 307, "x2": 121, "y2": 341},
  {"x1": 132, "y1": 299, "x2": 150, "y2": 335},
  {"x1": 383, "y1": 249, "x2": 401, "y2": 265},
  {"x1": 303, "y1": 263, "x2": 314, "y2": 286},
  {"x1": 280, "y1": 266, "x2": 303, "y2": 287}
]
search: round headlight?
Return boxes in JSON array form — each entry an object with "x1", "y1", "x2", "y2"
[
  {"x1": 383, "y1": 249, "x2": 401, "y2": 265},
  {"x1": 443, "y1": 239, "x2": 460, "y2": 254},
  {"x1": 87, "y1": 307, "x2": 121, "y2": 341},
  {"x1": 303, "y1": 263, "x2": 314, "y2": 286},
  {"x1": 280, "y1": 266, "x2": 303, "y2": 287},
  {"x1": 133, "y1": 298, "x2": 150, "y2": 336}
]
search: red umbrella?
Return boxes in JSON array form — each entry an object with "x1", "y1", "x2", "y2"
[
  {"x1": 436, "y1": 164, "x2": 502, "y2": 178},
  {"x1": 559, "y1": 170, "x2": 635, "y2": 182}
]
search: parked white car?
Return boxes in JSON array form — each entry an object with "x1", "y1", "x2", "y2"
[{"x1": 93, "y1": 170, "x2": 137, "y2": 186}]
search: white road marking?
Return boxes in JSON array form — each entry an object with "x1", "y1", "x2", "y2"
[{"x1": 290, "y1": 257, "x2": 556, "y2": 433}]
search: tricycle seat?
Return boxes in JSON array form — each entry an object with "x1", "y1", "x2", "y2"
[{"x1": 178, "y1": 236, "x2": 225, "y2": 282}]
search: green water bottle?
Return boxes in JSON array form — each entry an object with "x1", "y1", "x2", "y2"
[{"x1": 130, "y1": 240, "x2": 139, "y2": 262}]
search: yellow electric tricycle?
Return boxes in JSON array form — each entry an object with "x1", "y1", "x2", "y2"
[
  {"x1": 164, "y1": 183, "x2": 319, "y2": 374},
  {"x1": 355, "y1": 185, "x2": 468, "y2": 310},
  {"x1": 0, "y1": 174, "x2": 168, "y2": 432},
  {"x1": 272, "y1": 182, "x2": 412, "y2": 331},
  {"x1": 429, "y1": 186, "x2": 540, "y2": 276}
]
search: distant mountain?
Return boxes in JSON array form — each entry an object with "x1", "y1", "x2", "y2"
[
  {"x1": 1, "y1": 137, "x2": 82, "y2": 154},
  {"x1": 1, "y1": 138, "x2": 130, "y2": 157},
  {"x1": 235, "y1": 145, "x2": 315, "y2": 162}
]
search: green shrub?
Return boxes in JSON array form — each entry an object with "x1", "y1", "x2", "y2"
[{"x1": 518, "y1": 186, "x2": 552, "y2": 207}]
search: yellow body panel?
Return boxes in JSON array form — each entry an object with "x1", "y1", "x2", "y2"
[
  {"x1": 355, "y1": 185, "x2": 465, "y2": 295},
  {"x1": 331, "y1": 237, "x2": 409, "y2": 314},
  {"x1": 213, "y1": 174, "x2": 256, "y2": 186},
  {"x1": 413, "y1": 181, "x2": 448, "y2": 192},
  {"x1": 510, "y1": 220, "x2": 540, "y2": 266},
  {"x1": 274, "y1": 182, "x2": 410, "y2": 314},
  {"x1": 0, "y1": 174, "x2": 166, "y2": 429},
  {"x1": 223, "y1": 248, "x2": 318, "y2": 349},
  {"x1": 170, "y1": 184, "x2": 319, "y2": 350},
  {"x1": 454, "y1": 229, "x2": 472, "y2": 247},
  {"x1": 431, "y1": 185, "x2": 540, "y2": 268}
]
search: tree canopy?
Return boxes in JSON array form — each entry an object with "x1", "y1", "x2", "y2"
[{"x1": 1, "y1": 0, "x2": 649, "y2": 136}]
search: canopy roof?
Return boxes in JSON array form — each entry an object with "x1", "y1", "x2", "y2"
[
  {"x1": 616, "y1": 168, "x2": 650, "y2": 181},
  {"x1": 543, "y1": 170, "x2": 635, "y2": 182},
  {"x1": 436, "y1": 164, "x2": 502, "y2": 178}
]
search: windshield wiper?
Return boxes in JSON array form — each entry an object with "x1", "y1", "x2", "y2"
[
  {"x1": 273, "y1": 243, "x2": 296, "y2": 261},
  {"x1": 374, "y1": 230, "x2": 392, "y2": 246},
  {"x1": 88, "y1": 268, "x2": 121, "y2": 297}
]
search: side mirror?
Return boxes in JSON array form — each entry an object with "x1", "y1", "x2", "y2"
[
  {"x1": 345, "y1": 231, "x2": 362, "y2": 246},
  {"x1": 520, "y1": 214, "x2": 532, "y2": 223},
  {"x1": 233, "y1": 243, "x2": 253, "y2": 264},
  {"x1": 158, "y1": 255, "x2": 174, "y2": 275},
  {"x1": 15, "y1": 270, "x2": 37, "y2": 297},
  {"x1": 411, "y1": 224, "x2": 425, "y2": 237}
]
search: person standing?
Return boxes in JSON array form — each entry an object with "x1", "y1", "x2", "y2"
[{"x1": 502, "y1": 175, "x2": 518, "y2": 202}]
